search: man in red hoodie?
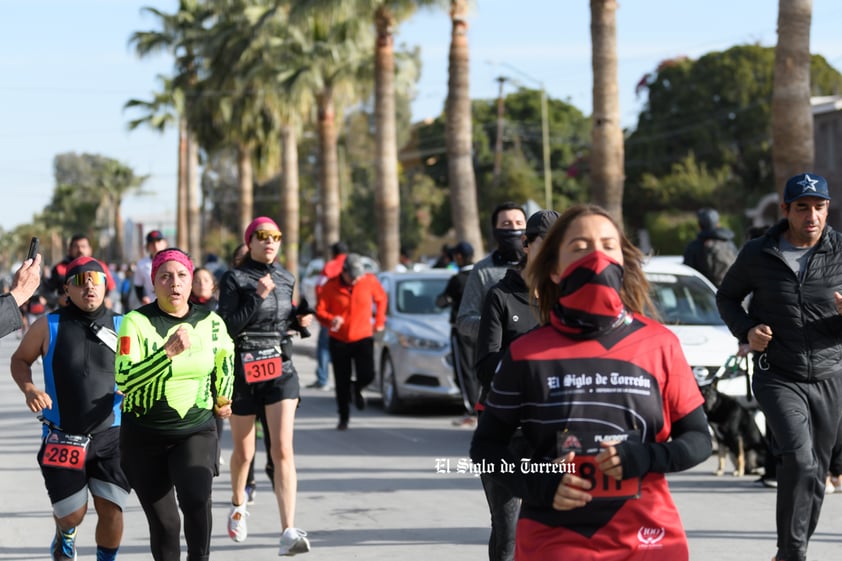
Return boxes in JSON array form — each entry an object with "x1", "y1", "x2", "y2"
[{"x1": 315, "y1": 253, "x2": 387, "y2": 430}]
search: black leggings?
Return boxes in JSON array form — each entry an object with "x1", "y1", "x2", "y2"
[
  {"x1": 121, "y1": 419, "x2": 218, "y2": 561},
  {"x1": 329, "y1": 337, "x2": 374, "y2": 423}
]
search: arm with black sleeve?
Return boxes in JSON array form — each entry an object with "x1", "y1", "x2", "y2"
[
  {"x1": 470, "y1": 412, "x2": 564, "y2": 509},
  {"x1": 475, "y1": 287, "x2": 507, "y2": 393},
  {"x1": 614, "y1": 405, "x2": 712, "y2": 478},
  {"x1": 217, "y1": 270, "x2": 262, "y2": 336}
]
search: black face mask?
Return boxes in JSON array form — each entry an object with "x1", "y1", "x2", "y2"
[{"x1": 493, "y1": 228, "x2": 526, "y2": 264}]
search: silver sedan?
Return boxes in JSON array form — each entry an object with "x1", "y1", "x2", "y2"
[{"x1": 372, "y1": 270, "x2": 462, "y2": 413}]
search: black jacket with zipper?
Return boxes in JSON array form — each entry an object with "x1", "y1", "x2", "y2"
[
  {"x1": 475, "y1": 268, "x2": 539, "y2": 402},
  {"x1": 717, "y1": 219, "x2": 842, "y2": 382}
]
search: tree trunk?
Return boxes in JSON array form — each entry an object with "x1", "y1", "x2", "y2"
[
  {"x1": 177, "y1": 117, "x2": 189, "y2": 249},
  {"x1": 186, "y1": 129, "x2": 201, "y2": 261},
  {"x1": 493, "y1": 76, "x2": 507, "y2": 186},
  {"x1": 317, "y1": 89, "x2": 341, "y2": 259},
  {"x1": 236, "y1": 143, "x2": 254, "y2": 236},
  {"x1": 374, "y1": 6, "x2": 401, "y2": 271},
  {"x1": 590, "y1": 0, "x2": 624, "y2": 225},
  {"x1": 446, "y1": 0, "x2": 484, "y2": 255},
  {"x1": 280, "y1": 125, "x2": 301, "y2": 299},
  {"x1": 772, "y1": 0, "x2": 814, "y2": 193},
  {"x1": 113, "y1": 202, "x2": 125, "y2": 264}
]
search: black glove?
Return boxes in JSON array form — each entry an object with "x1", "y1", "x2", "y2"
[{"x1": 289, "y1": 295, "x2": 317, "y2": 338}]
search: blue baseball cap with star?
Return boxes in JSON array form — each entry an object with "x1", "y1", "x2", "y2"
[{"x1": 783, "y1": 173, "x2": 830, "y2": 203}]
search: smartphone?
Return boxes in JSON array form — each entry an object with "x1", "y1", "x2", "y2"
[{"x1": 27, "y1": 236, "x2": 39, "y2": 261}]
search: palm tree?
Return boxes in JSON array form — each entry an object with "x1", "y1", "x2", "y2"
[
  {"x1": 191, "y1": 1, "x2": 319, "y2": 288},
  {"x1": 282, "y1": 11, "x2": 373, "y2": 258},
  {"x1": 96, "y1": 160, "x2": 150, "y2": 263},
  {"x1": 128, "y1": 1, "x2": 211, "y2": 259},
  {"x1": 259, "y1": 16, "x2": 315, "y2": 289},
  {"x1": 446, "y1": 0, "x2": 483, "y2": 254},
  {"x1": 124, "y1": 76, "x2": 185, "y2": 240},
  {"x1": 772, "y1": 0, "x2": 814, "y2": 190},
  {"x1": 296, "y1": 0, "x2": 440, "y2": 269},
  {"x1": 590, "y1": 0, "x2": 624, "y2": 225},
  {"x1": 191, "y1": 3, "x2": 275, "y2": 235}
]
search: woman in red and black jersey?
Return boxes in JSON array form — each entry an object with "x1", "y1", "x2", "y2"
[{"x1": 470, "y1": 204, "x2": 711, "y2": 561}]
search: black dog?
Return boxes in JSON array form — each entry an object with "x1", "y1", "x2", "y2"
[{"x1": 701, "y1": 380, "x2": 767, "y2": 477}]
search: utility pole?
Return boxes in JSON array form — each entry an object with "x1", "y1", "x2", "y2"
[
  {"x1": 493, "y1": 76, "x2": 507, "y2": 186},
  {"x1": 499, "y1": 63, "x2": 552, "y2": 209},
  {"x1": 540, "y1": 89, "x2": 551, "y2": 209}
]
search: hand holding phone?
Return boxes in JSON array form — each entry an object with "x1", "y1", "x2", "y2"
[{"x1": 27, "y1": 237, "x2": 39, "y2": 261}]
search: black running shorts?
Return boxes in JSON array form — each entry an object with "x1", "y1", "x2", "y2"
[{"x1": 38, "y1": 426, "x2": 130, "y2": 517}]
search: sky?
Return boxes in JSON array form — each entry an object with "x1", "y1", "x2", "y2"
[{"x1": 1, "y1": 1, "x2": 841, "y2": 235}]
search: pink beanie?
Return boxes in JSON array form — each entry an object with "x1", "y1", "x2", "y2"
[
  {"x1": 244, "y1": 216, "x2": 280, "y2": 245},
  {"x1": 151, "y1": 249, "x2": 194, "y2": 283}
]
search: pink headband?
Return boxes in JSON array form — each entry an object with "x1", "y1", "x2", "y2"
[
  {"x1": 151, "y1": 249, "x2": 194, "y2": 282},
  {"x1": 244, "y1": 216, "x2": 280, "y2": 245}
]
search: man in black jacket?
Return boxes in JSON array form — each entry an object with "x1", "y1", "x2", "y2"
[{"x1": 717, "y1": 173, "x2": 842, "y2": 561}]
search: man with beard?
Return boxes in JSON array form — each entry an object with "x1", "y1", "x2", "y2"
[
  {"x1": 11, "y1": 256, "x2": 128, "y2": 561},
  {"x1": 46, "y1": 234, "x2": 116, "y2": 310}
]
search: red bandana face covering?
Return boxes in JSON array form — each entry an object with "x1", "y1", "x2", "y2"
[{"x1": 550, "y1": 250, "x2": 630, "y2": 338}]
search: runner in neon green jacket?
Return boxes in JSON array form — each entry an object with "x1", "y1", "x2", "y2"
[
  {"x1": 115, "y1": 248, "x2": 235, "y2": 561},
  {"x1": 116, "y1": 303, "x2": 235, "y2": 430}
]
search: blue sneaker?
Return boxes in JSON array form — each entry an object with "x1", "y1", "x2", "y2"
[
  {"x1": 51, "y1": 527, "x2": 77, "y2": 561},
  {"x1": 246, "y1": 483, "x2": 256, "y2": 505}
]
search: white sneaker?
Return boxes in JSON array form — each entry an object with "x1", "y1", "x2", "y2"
[
  {"x1": 227, "y1": 504, "x2": 248, "y2": 542},
  {"x1": 278, "y1": 527, "x2": 310, "y2": 556}
]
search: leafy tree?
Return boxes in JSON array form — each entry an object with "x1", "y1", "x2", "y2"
[
  {"x1": 626, "y1": 45, "x2": 842, "y2": 232},
  {"x1": 404, "y1": 89, "x2": 589, "y2": 245},
  {"x1": 45, "y1": 153, "x2": 147, "y2": 261}
]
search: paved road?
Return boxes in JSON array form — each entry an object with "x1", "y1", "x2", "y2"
[{"x1": 1, "y1": 329, "x2": 840, "y2": 560}]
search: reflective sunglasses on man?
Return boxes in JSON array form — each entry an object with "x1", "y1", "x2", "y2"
[
  {"x1": 69, "y1": 271, "x2": 107, "y2": 286},
  {"x1": 254, "y1": 230, "x2": 282, "y2": 242}
]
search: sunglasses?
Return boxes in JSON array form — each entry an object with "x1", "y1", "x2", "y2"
[
  {"x1": 254, "y1": 230, "x2": 282, "y2": 242},
  {"x1": 69, "y1": 271, "x2": 106, "y2": 286}
]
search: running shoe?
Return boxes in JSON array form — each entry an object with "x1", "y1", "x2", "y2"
[
  {"x1": 50, "y1": 527, "x2": 77, "y2": 561},
  {"x1": 228, "y1": 503, "x2": 249, "y2": 542},
  {"x1": 278, "y1": 527, "x2": 311, "y2": 556},
  {"x1": 451, "y1": 415, "x2": 477, "y2": 428},
  {"x1": 246, "y1": 484, "x2": 257, "y2": 505},
  {"x1": 354, "y1": 390, "x2": 366, "y2": 410}
]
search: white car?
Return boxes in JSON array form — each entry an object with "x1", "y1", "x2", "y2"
[{"x1": 643, "y1": 256, "x2": 739, "y2": 383}]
